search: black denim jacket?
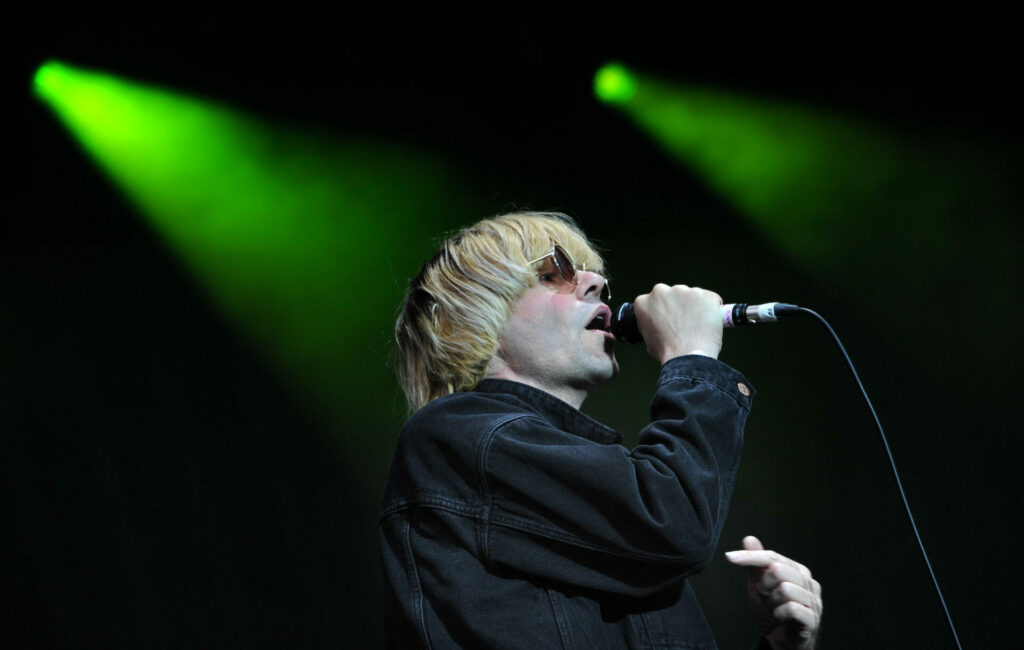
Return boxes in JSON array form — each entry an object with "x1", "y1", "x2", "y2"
[{"x1": 380, "y1": 355, "x2": 756, "y2": 649}]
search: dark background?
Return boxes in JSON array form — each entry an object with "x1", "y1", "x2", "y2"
[{"x1": 7, "y1": 11, "x2": 1021, "y2": 648}]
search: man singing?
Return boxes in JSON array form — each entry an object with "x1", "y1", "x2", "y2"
[{"x1": 380, "y1": 212, "x2": 822, "y2": 649}]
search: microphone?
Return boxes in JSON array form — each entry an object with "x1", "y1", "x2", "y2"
[{"x1": 611, "y1": 302, "x2": 800, "y2": 343}]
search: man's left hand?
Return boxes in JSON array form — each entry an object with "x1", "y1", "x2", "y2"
[{"x1": 726, "y1": 536, "x2": 822, "y2": 650}]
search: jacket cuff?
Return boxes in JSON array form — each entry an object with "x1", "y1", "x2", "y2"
[{"x1": 658, "y1": 354, "x2": 756, "y2": 409}]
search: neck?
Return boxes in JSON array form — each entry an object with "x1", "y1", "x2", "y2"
[{"x1": 484, "y1": 366, "x2": 587, "y2": 410}]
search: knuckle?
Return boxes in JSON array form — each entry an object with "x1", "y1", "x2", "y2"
[
  {"x1": 772, "y1": 583, "x2": 791, "y2": 602},
  {"x1": 698, "y1": 288, "x2": 722, "y2": 304},
  {"x1": 774, "y1": 601, "x2": 798, "y2": 619}
]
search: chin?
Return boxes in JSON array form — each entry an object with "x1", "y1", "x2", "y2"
[
  {"x1": 595, "y1": 358, "x2": 619, "y2": 384},
  {"x1": 603, "y1": 340, "x2": 619, "y2": 377}
]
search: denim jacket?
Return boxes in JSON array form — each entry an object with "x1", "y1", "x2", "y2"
[{"x1": 380, "y1": 355, "x2": 756, "y2": 649}]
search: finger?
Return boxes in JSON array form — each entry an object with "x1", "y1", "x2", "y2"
[
  {"x1": 724, "y1": 549, "x2": 785, "y2": 568},
  {"x1": 770, "y1": 581, "x2": 816, "y2": 609},
  {"x1": 725, "y1": 548, "x2": 773, "y2": 585},
  {"x1": 742, "y1": 535, "x2": 764, "y2": 552},
  {"x1": 791, "y1": 559, "x2": 812, "y2": 585},
  {"x1": 727, "y1": 537, "x2": 768, "y2": 582},
  {"x1": 763, "y1": 561, "x2": 813, "y2": 592},
  {"x1": 739, "y1": 562, "x2": 810, "y2": 601},
  {"x1": 724, "y1": 536, "x2": 764, "y2": 564},
  {"x1": 726, "y1": 547, "x2": 817, "y2": 598},
  {"x1": 726, "y1": 550, "x2": 811, "y2": 579},
  {"x1": 743, "y1": 537, "x2": 770, "y2": 584},
  {"x1": 769, "y1": 580, "x2": 823, "y2": 625},
  {"x1": 807, "y1": 579, "x2": 823, "y2": 617},
  {"x1": 772, "y1": 600, "x2": 818, "y2": 631}
]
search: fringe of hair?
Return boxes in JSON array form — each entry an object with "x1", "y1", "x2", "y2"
[{"x1": 395, "y1": 212, "x2": 604, "y2": 412}]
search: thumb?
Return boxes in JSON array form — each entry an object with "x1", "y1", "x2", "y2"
[{"x1": 738, "y1": 535, "x2": 768, "y2": 584}]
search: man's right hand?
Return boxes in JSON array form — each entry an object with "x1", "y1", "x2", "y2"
[
  {"x1": 633, "y1": 284, "x2": 724, "y2": 364},
  {"x1": 726, "y1": 536, "x2": 822, "y2": 650}
]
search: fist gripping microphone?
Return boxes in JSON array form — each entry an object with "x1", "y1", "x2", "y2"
[{"x1": 611, "y1": 302, "x2": 800, "y2": 343}]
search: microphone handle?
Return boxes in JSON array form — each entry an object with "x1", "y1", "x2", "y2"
[
  {"x1": 612, "y1": 302, "x2": 800, "y2": 343},
  {"x1": 721, "y1": 302, "x2": 800, "y2": 327}
]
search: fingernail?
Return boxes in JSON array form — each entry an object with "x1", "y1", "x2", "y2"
[{"x1": 724, "y1": 551, "x2": 737, "y2": 560}]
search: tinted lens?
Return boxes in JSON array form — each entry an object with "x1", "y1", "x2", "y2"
[{"x1": 552, "y1": 245, "x2": 577, "y2": 284}]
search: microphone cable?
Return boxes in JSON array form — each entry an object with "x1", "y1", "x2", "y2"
[
  {"x1": 797, "y1": 306, "x2": 963, "y2": 650},
  {"x1": 612, "y1": 299, "x2": 964, "y2": 645}
]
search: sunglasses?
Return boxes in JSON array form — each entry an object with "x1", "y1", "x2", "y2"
[{"x1": 528, "y1": 243, "x2": 611, "y2": 303}]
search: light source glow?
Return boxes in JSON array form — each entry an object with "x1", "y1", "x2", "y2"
[{"x1": 594, "y1": 62, "x2": 638, "y2": 104}]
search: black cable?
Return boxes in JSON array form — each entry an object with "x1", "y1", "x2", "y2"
[{"x1": 797, "y1": 307, "x2": 962, "y2": 649}]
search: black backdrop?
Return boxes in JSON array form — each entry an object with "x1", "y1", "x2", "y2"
[{"x1": 7, "y1": 11, "x2": 1022, "y2": 648}]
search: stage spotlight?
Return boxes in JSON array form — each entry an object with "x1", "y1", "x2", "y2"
[{"x1": 594, "y1": 62, "x2": 638, "y2": 104}]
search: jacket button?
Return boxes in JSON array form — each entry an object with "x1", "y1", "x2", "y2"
[{"x1": 737, "y1": 383, "x2": 750, "y2": 396}]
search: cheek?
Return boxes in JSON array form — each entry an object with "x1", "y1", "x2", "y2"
[
  {"x1": 499, "y1": 289, "x2": 577, "y2": 360},
  {"x1": 501, "y1": 314, "x2": 569, "y2": 364},
  {"x1": 505, "y1": 316, "x2": 560, "y2": 355}
]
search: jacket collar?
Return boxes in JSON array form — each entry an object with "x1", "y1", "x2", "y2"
[{"x1": 474, "y1": 379, "x2": 622, "y2": 445}]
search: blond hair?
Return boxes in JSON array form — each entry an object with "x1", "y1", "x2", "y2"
[{"x1": 395, "y1": 212, "x2": 605, "y2": 412}]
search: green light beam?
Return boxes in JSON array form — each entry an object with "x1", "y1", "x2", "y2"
[
  {"x1": 35, "y1": 60, "x2": 466, "y2": 487},
  {"x1": 599, "y1": 64, "x2": 1021, "y2": 402}
]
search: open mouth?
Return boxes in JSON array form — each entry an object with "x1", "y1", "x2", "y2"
[{"x1": 585, "y1": 307, "x2": 612, "y2": 333}]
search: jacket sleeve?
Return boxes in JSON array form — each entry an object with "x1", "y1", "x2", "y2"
[{"x1": 478, "y1": 355, "x2": 754, "y2": 597}]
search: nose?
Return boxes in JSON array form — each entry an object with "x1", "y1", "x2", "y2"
[{"x1": 576, "y1": 270, "x2": 610, "y2": 302}]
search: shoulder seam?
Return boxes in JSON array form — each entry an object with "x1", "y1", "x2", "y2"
[
  {"x1": 402, "y1": 519, "x2": 433, "y2": 649},
  {"x1": 476, "y1": 413, "x2": 533, "y2": 565}
]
